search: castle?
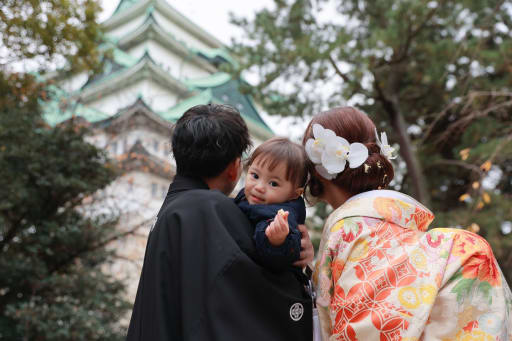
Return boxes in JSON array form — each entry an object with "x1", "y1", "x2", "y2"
[{"x1": 42, "y1": 0, "x2": 273, "y2": 301}]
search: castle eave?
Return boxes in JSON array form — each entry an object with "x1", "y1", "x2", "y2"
[
  {"x1": 79, "y1": 58, "x2": 190, "y2": 104},
  {"x1": 115, "y1": 18, "x2": 217, "y2": 73},
  {"x1": 104, "y1": 0, "x2": 223, "y2": 50}
]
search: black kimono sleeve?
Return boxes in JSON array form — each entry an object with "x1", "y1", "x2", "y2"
[{"x1": 126, "y1": 189, "x2": 312, "y2": 341}]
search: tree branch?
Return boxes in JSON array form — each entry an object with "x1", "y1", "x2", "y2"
[
  {"x1": 427, "y1": 159, "x2": 484, "y2": 177},
  {"x1": 328, "y1": 54, "x2": 350, "y2": 83},
  {"x1": 373, "y1": 71, "x2": 430, "y2": 204},
  {"x1": 392, "y1": 4, "x2": 441, "y2": 65},
  {"x1": 48, "y1": 218, "x2": 150, "y2": 275}
]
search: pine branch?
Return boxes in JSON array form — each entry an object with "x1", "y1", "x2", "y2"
[{"x1": 47, "y1": 218, "x2": 150, "y2": 275}]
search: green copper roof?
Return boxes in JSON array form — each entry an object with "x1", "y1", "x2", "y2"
[
  {"x1": 112, "y1": 0, "x2": 142, "y2": 15},
  {"x1": 108, "y1": 10, "x2": 230, "y2": 71},
  {"x1": 156, "y1": 87, "x2": 272, "y2": 135},
  {"x1": 80, "y1": 50, "x2": 186, "y2": 94},
  {"x1": 112, "y1": 47, "x2": 139, "y2": 67},
  {"x1": 211, "y1": 79, "x2": 271, "y2": 132},
  {"x1": 45, "y1": 0, "x2": 270, "y2": 135},
  {"x1": 158, "y1": 89, "x2": 213, "y2": 121},
  {"x1": 193, "y1": 47, "x2": 238, "y2": 68},
  {"x1": 183, "y1": 74, "x2": 271, "y2": 133},
  {"x1": 184, "y1": 72, "x2": 231, "y2": 88},
  {"x1": 41, "y1": 85, "x2": 110, "y2": 126}
]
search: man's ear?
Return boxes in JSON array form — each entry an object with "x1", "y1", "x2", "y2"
[{"x1": 226, "y1": 157, "x2": 242, "y2": 182}]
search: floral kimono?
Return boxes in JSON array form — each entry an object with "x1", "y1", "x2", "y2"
[{"x1": 313, "y1": 190, "x2": 512, "y2": 341}]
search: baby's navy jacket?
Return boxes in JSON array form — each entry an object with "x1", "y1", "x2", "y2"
[{"x1": 234, "y1": 189, "x2": 305, "y2": 272}]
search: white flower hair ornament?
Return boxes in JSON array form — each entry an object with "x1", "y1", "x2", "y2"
[
  {"x1": 305, "y1": 124, "x2": 369, "y2": 180},
  {"x1": 375, "y1": 129, "x2": 397, "y2": 160}
]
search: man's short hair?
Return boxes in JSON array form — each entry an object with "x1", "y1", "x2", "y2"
[{"x1": 171, "y1": 104, "x2": 252, "y2": 178}]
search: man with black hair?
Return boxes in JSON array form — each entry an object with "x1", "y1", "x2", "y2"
[{"x1": 126, "y1": 104, "x2": 313, "y2": 341}]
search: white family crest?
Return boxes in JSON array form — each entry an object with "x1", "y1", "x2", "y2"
[{"x1": 289, "y1": 302, "x2": 304, "y2": 321}]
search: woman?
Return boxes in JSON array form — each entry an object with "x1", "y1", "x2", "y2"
[{"x1": 304, "y1": 107, "x2": 511, "y2": 340}]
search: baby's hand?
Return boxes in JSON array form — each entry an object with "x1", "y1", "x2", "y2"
[{"x1": 266, "y1": 209, "x2": 290, "y2": 246}]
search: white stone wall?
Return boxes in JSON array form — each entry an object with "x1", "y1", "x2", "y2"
[
  {"x1": 85, "y1": 78, "x2": 179, "y2": 114},
  {"x1": 153, "y1": 11, "x2": 216, "y2": 51},
  {"x1": 103, "y1": 171, "x2": 171, "y2": 309},
  {"x1": 127, "y1": 40, "x2": 211, "y2": 81},
  {"x1": 59, "y1": 72, "x2": 88, "y2": 93},
  {"x1": 137, "y1": 79, "x2": 180, "y2": 112},
  {"x1": 86, "y1": 128, "x2": 171, "y2": 162},
  {"x1": 106, "y1": 15, "x2": 147, "y2": 41}
]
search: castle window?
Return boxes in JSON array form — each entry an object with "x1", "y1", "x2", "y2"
[
  {"x1": 111, "y1": 141, "x2": 118, "y2": 154},
  {"x1": 151, "y1": 183, "x2": 157, "y2": 197},
  {"x1": 153, "y1": 140, "x2": 159, "y2": 152}
]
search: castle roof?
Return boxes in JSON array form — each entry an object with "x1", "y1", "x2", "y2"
[
  {"x1": 115, "y1": 140, "x2": 174, "y2": 179},
  {"x1": 43, "y1": 0, "x2": 273, "y2": 139},
  {"x1": 104, "y1": 0, "x2": 224, "y2": 49}
]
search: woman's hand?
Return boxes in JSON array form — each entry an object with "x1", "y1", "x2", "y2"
[{"x1": 293, "y1": 224, "x2": 314, "y2": 267}]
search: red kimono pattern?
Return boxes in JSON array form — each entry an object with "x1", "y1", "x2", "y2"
[{"x1": 313, "y1": 190, "x2": 512, "y2": 341}]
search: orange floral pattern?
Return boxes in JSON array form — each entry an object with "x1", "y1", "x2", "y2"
[
  {"x1": 461, "y1": 254, "x2": 501, "y2": 287},
  {"x1": 314, "y1": 191, "x2": 512, "y2": 341}
]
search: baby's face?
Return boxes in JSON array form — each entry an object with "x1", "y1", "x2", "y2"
[{"x1": 244, "y1": 159, "x2": 299, "y2": 205}]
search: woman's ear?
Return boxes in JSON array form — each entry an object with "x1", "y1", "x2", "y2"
[{"x1": 295, "y1": 187, "x2": 304, "y2": 198}]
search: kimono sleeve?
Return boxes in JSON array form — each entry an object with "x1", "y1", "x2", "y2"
[{"x1": 420, "y1": 230, "x2": 512, "y2": 340}]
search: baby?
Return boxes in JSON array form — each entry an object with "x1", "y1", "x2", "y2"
[{"x1": 234, "y1": 137, "x2": 308, "y2": 272}]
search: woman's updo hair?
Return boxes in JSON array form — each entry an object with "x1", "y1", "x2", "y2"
[{"x1": 302, "y1": 106, "x2": 394, "y2": 197}]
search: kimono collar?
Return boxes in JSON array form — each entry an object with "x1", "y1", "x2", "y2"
[
  {"x1": 157, "y1": 175, "x2": 209, "y2": 217},
  {"x1": 326, "y1": 190, "x2": 434, "y2": 232},
  {"x1": 168, "y1": 174, "x2": 209, "y2": 194}
]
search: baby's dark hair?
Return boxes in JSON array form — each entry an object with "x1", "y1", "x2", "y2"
[
  {"x1": 247, "y1": 137, "x2": 308, "y2": 188},
  {"x1": 302, "y1": 106, "x2": 394, "y2": 197}
]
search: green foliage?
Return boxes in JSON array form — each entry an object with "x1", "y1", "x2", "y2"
[
  {"x1": 0, "y1": 1, "x2": 130, "y2": 339},
  {"x1": 0, "y1": 0, "x2": 104, "y2": 72},
  {"x1": 0, "y1": 73, "x2": 130, "y2": 340},
  {"x1": 233, "y1": 0, "x2": 512, "y2": 283}
]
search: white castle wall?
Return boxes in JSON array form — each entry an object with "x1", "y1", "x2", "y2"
[
  {"x1": 59, "y1": 72, "x2": 89, "y2": 93},
  {"x1": 106, "y1": 15, "x2": 147, "y2": 41},
  {"x1": 126, "y1": 41, "x2": 211, "y2": 81},
  {"x1": 85, "y1": 79, "x2": 179, "y2": 115},
  {"x1": 153, "y1": 11, "x2": 218, "y2": 51}
]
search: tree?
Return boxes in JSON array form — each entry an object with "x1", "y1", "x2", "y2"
[
  {"x1": 0, "y1": 0, "x2": 104, "y2": 73},
  {"x1": 232, "y1": 0, "x2": 512, "y2": 283},
  {"x1": 0, "y1": 74, "x2": 131, "y2": 340},
  {"x1": 0, "y1": 1, "x2": 131, "y2": 339}
]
